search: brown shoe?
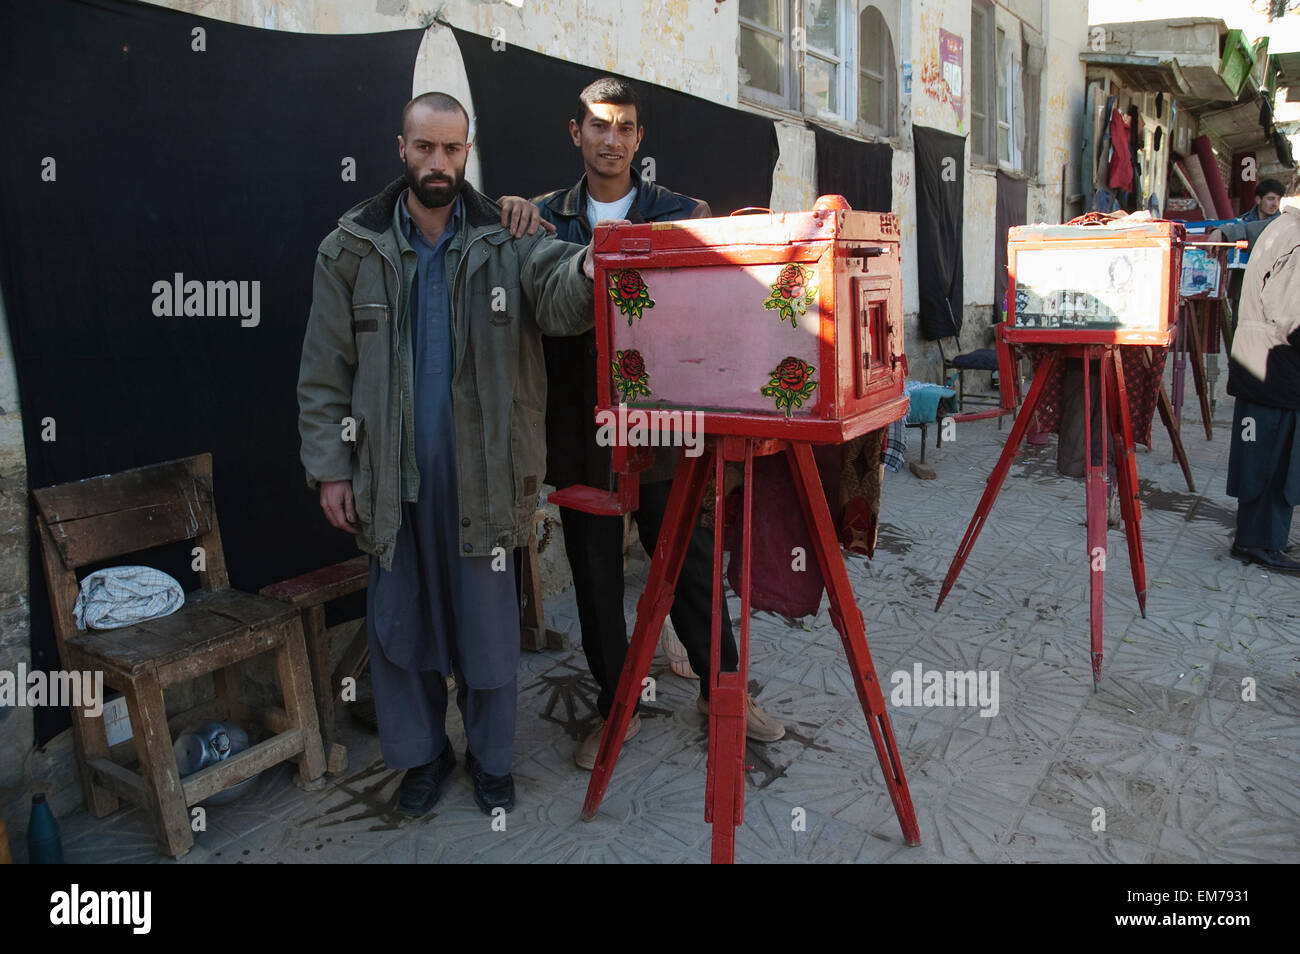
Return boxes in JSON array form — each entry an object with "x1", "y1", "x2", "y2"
[
  {"x1": 574, "y1": 714, "x2": 642, "y2": 771},
  {"x1": 696, "y1": 693, "x2": 786, "y2": 742}
]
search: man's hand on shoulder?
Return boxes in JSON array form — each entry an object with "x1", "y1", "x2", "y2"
[
  {"x1": 498, "y1": 196, "x2": 556, "y2": 238},
  {"x1": 319, "y1": 480, "x2": 358, "y2": 534},
  {"x1": 584, "y1": 218, "x2": 630, "y2": 280}
]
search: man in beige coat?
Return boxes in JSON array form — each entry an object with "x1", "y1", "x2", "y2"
[{"x1": 1215, "y1": 202, "x2": 1300, "y2": 571}]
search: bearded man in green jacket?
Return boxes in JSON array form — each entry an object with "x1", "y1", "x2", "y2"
[{"x1": 297, "y1": 92, "x2": 596, "y2": 818}]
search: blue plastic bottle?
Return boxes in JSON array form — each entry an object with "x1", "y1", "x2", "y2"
[{"x1": 26, "y1": 793, "x2": 63, "y2": 864}]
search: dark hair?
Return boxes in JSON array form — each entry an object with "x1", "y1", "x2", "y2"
[
  {"x1": 575, "y1": 77, "x2": 641, "y2": 128},
  {"x1": 401, "y1": 92, "x2": 470, "y2": 136},
  {"x1": 1257, "y1": 178, "x2": 1285, "y2": 198}
]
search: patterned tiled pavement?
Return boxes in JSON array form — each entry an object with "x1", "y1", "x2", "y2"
[{"x1": 52, "y1": 374, "x2": 1300, "y2": 863}]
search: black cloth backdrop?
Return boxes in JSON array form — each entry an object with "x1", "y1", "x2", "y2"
[
  {"x1": 452, "y1": 27, "x2": 778, "y2": 215},
  {"x1": 812, "y1": 124, "x2": 893, "y2": 213},
  {"x1": 994, "y1": 172, "x2": 1028, "y2": 317},
  {"x1": 0, "y1": 0, "x2": 423, "y2": 744},
  {"x1": 913, "y1": 125, "x2": 966, "y2": 340}
]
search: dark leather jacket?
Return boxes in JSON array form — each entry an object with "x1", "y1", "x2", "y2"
[{"x1": 532, "y1": 169, "x2": 709, "y2": 487}]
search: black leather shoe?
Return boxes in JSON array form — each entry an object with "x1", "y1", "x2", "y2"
[
  {"x1": 1231, "y1": 542, "x2": 1300, "y2": 574},
  {"x1": 395, "y1": 744, "x2": 456, "y2": 817},
  {"x1": 465, "y1": 751, "x2": 516, "y2": 815}
]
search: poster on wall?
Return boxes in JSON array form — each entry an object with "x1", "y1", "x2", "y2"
[{"x1": 940, "y1": 29, "x2": 963, "y2": 125}]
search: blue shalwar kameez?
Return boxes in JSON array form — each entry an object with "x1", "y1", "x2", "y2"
[{"x1": 366, "y1": 193, "x2": 519, "y2": 776}]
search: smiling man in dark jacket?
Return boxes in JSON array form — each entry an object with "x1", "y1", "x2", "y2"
[
  {"x1": 500, "y1": 77, "x2": 785, "y2": 771},
  {"x1": 298, "y1": 92, "x2": 595, "y2": 818}
]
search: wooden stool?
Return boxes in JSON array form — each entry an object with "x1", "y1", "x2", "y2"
[{"x1": 260, "y1": 556, "x2": 370, "y2": 775}]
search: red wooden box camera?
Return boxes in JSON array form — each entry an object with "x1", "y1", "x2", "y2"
[
  {"x1": 592, "y1": 196, "x2": 908, "y2": 444},
  {"x1": 1006, "y1": 219, "x2": 1186, "y2": 347}
]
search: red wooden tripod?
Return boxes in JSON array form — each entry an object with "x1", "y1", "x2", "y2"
[
  {"x1": 1170, "y1": 298, "x2": 1214, "y2": 443},
  {"x1": 935, "y1": 345, "x2": 1147, "y2": 690},
  {"x1": 579, "y1": 435, "x2": 921, "y2": 863}
]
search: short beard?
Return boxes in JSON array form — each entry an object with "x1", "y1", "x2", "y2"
[{"x1": 404, "y1": 161, "x2": 464, "y2": 209}]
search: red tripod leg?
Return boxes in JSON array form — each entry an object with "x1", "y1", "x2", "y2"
[
  {"x1": 582, "y1": 447, "x2": 713, "y2": 822},
  {"x1": 705, "y1": 441, "x2": 752, "y2": 864},
  {"x1": 1108, "y1": 349, "x2": 1147, "y2": 619},
  {"x1": 1187, "y1": 301, "x2": 1213, "y2": 440},
  {"x1": 1155, "y1": 382, "x2": 1196, "y2": 493},
  {"x1": 1083, "y1": 352, "x2": 1107, "y2": 690},
  {"x1": 936, "y1": 349, "x2": 1061, "y2": 610},
  {"x1": 787, "y1": 442, "x2": 921, "y2": 847}
]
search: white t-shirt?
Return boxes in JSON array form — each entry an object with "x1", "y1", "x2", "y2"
[{"x1": 587, "y1": 188, "x2": 637, "y2": 229}]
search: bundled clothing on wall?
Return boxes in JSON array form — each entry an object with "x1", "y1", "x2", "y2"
[{"x1": 1106, "y1": 107, "x2": 1133, "y2": 193}]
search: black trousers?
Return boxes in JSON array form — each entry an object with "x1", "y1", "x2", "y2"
[
  {"x1": 559, "y1": 478, "x2": 739, "y2": 718},
  {"x1": 1228, "y1": 398, "x2": 1299, "y2": 551}
]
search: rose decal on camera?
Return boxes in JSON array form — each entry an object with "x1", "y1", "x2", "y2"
[
  {"x1": 608, "y1": 269, "x2": 655, "y2": 324},
  {"x1": 761, "y1": 356, "x2": 818, "y2": 418},
  {"x1": 763, "y1": 263, "x2": 817, "y2": 328},
  {"x1": 610, "y1": 348, "x2": 651, "y2": 401}
]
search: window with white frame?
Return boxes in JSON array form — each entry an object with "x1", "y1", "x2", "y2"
[
  {"x1": 804, "y1": 0, "x2": 844, "y2": 117},
  {"x1": 740, "y1": 1, "x2": 898, "y2": 137},
  {"x1": 739, "y1": 0, "x2": 797, "y2": 110},
  {"x1": 996, "y1": 27, "x2": 1013, "y2": 165},
  {"x1": 970, "y1": 1, "x2": 995, "y2": 163},
  {"x1": 973, "y1": 8, "x2": 1038, "y2": 173},
  {"x1": 858, "y1": 5, "x2": 896, "y2": 135},
  {"x1": 1021, "y1": 31, "x2": 1042, "y2": 177}
]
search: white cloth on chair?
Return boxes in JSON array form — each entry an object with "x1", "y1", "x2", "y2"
[{"x1": 73, "y1": 565, "x2": 185, "y2": 630}]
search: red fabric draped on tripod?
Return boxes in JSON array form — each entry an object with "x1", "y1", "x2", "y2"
[{"x1": 1024, "y1": 344, "x2": 1167, "y2": 446}]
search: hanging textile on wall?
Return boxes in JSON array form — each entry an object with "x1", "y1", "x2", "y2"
[
  {"x1": 913, "y1": 125, "x2": 966, "y2": 340},
  {"x1": 994, "y1": 172, "x2": 1028, "y2": 317},
  {"x1": 0, "y1": 0, "x2": 424, "y2": 744},
  {"x1": 812, "y1": 124, "x2": 893, "y2": 212}
]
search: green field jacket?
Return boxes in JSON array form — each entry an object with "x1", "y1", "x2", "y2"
[{"x1": 297, "y1": 178, "x2": 593, "y2": 570}]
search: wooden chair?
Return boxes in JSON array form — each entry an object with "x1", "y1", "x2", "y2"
[
  {"x1": 936, "y1": 336, "x2": 1015, "y2": 430},
  {"x1": 32, "y1": 453, "x2": 326, "y2": 858}
]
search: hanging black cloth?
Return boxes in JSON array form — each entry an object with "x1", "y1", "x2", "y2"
[
  {"x1": 811, "y1": 124, "x2": 893, "y2": 212},
  {"x1": 913, "y1": 125, "x2": 966, "y2": 340},
  {"x1": 451, "y1": 26, "x2": 778, "y2": 216},
  {"x1": 994, "y1": 172, "x2": 1028, "y2": 316},
  {"x1": 0, "y1": 0, "x2": 423, "y2": 744}
]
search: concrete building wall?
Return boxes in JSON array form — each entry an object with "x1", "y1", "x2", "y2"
[
  {"x1": 1088, "y1": 0, "x2": 1300, "y2": 48},
  {"x1": 0, "y1": 0, "x2": 1087, "y2": 836}
]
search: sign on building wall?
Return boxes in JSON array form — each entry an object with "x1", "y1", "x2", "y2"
[{"x1": 940, "y1": 29, "x2": 963, "y2": 125}]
